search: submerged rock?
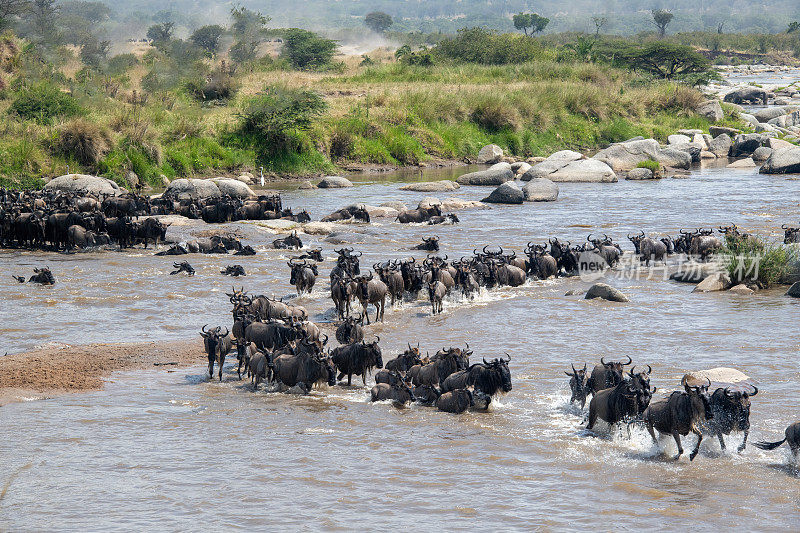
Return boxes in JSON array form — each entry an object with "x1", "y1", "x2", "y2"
[
  {"x1": 482, "y1": 182, "x2": 524, "y2": 204},
  {"x1": 399, "y1": 180, "x2": 459, "y2": 192},
  {"x1": 693, "y1": 272, "x2": 731, "y2": 293},
  {"x1": 584, "y1": 283, "x2": 629, "y2": 302},
  {"x1": 456, "y1": 168, "x2": 514, "y2": 186},
  {"x1": 522, "y1": 178, "x2": 559, "y2": 201},
  {"x1": 318, "y1": 176, "x2": 353, "y2": 188}
]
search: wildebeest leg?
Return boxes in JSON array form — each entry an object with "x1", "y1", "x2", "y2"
[
  {"x1": 208, "y1": 356, "x2": 214, "y2": 380},
  {"x1": 672, "y1": 431, "x2": 684, "y2": 459},
  {"x1": 586, "y1": 409, "x2": 596, "y2": 430},
  {"x1": 646, "y1": 423, "x2": 658, "y2": 445},
  {"x1": 689, "y1": 428, "x2": 703, "y2": 461},
  {"x1": 738, "y1": 430, "x2": 748, "y2": 453},
  {"x1": 347, "y1": 373, "x2": 352, "y2": 386},
  {"x1": 717, "y1": 433, "x2": 727, "y2": 451},
  {"x1": 218, "y1": 353, "x2": 225, "y2": 382}
]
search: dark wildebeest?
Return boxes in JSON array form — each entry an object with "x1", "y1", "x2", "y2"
[
  {"x1": 136, "y1": 217, "x2": 170, "y2": 248},
  {"x1": 706, "y1": 385, "x2": 758, "y2": 452},
  {"x1": 288, "y1": 259, "x2": 317, "y2": 295},
  {"x1": 374, "y1": 263, "x2": 404, "y2": 306},
  {"x1": 414, "y1": 236, "x2": 440, "y2": 252},
  {"x1": 565, "y1": 363, "x2": 589, "y2": 409},
  {"x1": 643, "y1": 378, "x2": 713, "y2": 461},
  {"x1": 245, "y1": 319, "x2": 302, "y2": 352},
  {"x1": 628, "y1": 231, "x2": 667, "y2": 266},
  {"x1": 272, "y1": 352, "x2": 337, "y2": 393},
  {"x1": 586, "y1": 356, "x2": 632, "y2": 394},
  {"x1": 331, "y1": 276, "x2": 353, "y2": 319},
  {"x1": 397, "y1": 204, "x2": 441, "y2": 224},
  {"x1": 385, "y1": 343, "x2": 422, "y2": 372},
  {"x1": 525, "y1": 243, "x2": 558, "y2": 280},
  {"x1": 220, "y1": 265, "x2": 246, "y2": 277},
  {"x1": 294, "y1": 248, "x2": 323, "y2": 262},
  {"x1": 272, "y1": 230, "x2": 302, "y2": 250},
  {"x1": 28, "y1": 267, "x2": 56, "y2": 285},
  {"x1": 330, "y1": 337, "x2": 383, "y2": 386},
  {"x1": 170, "y1": 261, "x2": 195, "y2": 276},
  {"x1": 754, "y1": 422, "x2": 800, "y2": 460},
  {"x1": 355, "y1": 273, "x2": 388, "y2": 324},
  {"x1": 201, "y1": 325, "x2": 232, "y2": 381},
  {"x1": 374, "y1": 369, "x2": 406, "y2": 386},
  {"x1": 370, "y1": 380, "x2": 415, "y2": 404},
  {"x1": 248, "y1": 349, "x2": 271, "y2": 390},
  {"x1": 440, "y1": 356, "x2": 512, "y2": 401},
  {"x1": 234, "y1": 245, "x2": 257, "y2": 256},
  {"x1": 235, "y1": 342, "x2": 251, "y2": 380},
  {"x1": 321, "y1": 205, "x2": 370, "y2": 223},
  {"x1": 413, "y1": 385, "x2": 441, "y2": 405},
  {"x1": 586, "y1": 378, "x2": 645, "y2": 431},
  {"x1": 335, "y1": 315, "x2": 364, "y2": 345},
  {"x1": 409, "y1": 348, "x2": 467, "y2": 388},
  {"x1": 428, "y1": 280, "x2": 446, "y2": 315},
  {"x1": 427, "y1": 213, "x2": 459, "y2": 225},
  {"x1": 155, "y1": 243, "x2": 189, "y2": 256},
  {"x1": 782, "y1": 224, "x2": 800, "y2": 244},
  {"x1": 436, "y1": 389, "x2": 474, "y2": 413}
]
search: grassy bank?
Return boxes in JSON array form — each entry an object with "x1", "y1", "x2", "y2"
[{"x1": 0, "y1": 34, "x2": 743, "y2": 190}]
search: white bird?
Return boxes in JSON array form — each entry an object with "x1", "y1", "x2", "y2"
[{"x1": 259, "y1": 166, "x2": 265, "y2": 187}]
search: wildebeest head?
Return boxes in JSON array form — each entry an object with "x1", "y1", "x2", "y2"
[
  {"x1": 201, "y1": 324, "x2": 229, "y2": 356},
  {"x1": 566, "y1": 363, "x2": 588, "y2": 400},
  {"x1": 600, "y1": 356, "x2": 631, "y2": 386},
  {"x1": 684, "y1": 378, "x2": 714, "y2": 421},
  {"x1": 356, "y1": 273, "x2": 373, "y2": 301},
  {"x1": 627, "y1": 231, "x2": 645, "y2": 254},
  {"x1": 480, "y1": 354, "x2": 512, "y2": 394},
  {"x1": 366, "y1": 336, "x2": 383, "y2": 369},
  {"x1": 714, "y1": 385, "x2": 757, "y2": 431},
  {"x1": 782, "y1": 224, "x2": 800, "y2": 244}
]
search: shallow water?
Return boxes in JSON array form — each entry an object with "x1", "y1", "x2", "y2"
[{"x1": 2, "y1": 162, "x2": 800, "y2": 530}]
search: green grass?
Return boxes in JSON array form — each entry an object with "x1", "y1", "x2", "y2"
[{"x1": 722, "y1": 235, "x2": 799, "y2": 288}]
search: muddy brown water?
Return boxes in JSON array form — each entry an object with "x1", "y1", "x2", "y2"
[{"x1": 2, "y1": 162, "x2": 800, "y2": 530}]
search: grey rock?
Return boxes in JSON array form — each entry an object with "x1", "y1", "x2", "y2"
[
  {"x1": 668, "y1": 134, "x2": 692, "y2": 145},
  {"x1": 593, "y1": 139, "x2": 660, "y2": 171},
  {"x1": 669, "y1": 142, "x2": 702, "y2": 163},
  {"x1": 739, "y1": 113, "x2": 759, "y2": 127},
  {"x1": 657, "y1": 148, "x2": 692, "y2": 169},
  {"x1": 482, "y1": 182, "x2": 524, "y2": 204},
  {"x1": 752, "y1": 146, "x2": 773, "y2": 161},
  {"x1": 456, "y1": 168, "x2": 514, "y2": 186},
  {"x1": 477, "y1": 144, "x2": 503, "y2": 164},
  {"x1": 522, "y1": 178, "x2": 559, "y2": 201},
  {"x1": 723, "y1": 86, "x2": 767, "y2": 106},
  {"x1": 585, "y1": 283, "x2": 629, "y2": 302},
  {"x1": 380, "y1": 201, "x2": 407, "y2": 211},
  {"x1": 709, "y1": 126, "x2": 740, "y2": 137},
  {"x1": 399, "y1": 180, "x2": 459, "y2": 192},
  {"x1": 318, "y1": 176, "x2": 353, "y2": 188},
  {"x1": 697, "y1": 99, "x2": 724, "y2": 122},
  {"x1": 753, "y1": 107, "x2": 789, "y2": 123},
  {"x1": 759, "y1": 147, "x2": 800, "y2": 174},
  {"x1": 730, "y1": 133, "x2": 769, "y2": 157},
  {"x1": 708, "y1": 134, "x2": 733, "y2": 157},
  {"x1": 298, "y1": 180, "x2": 316, "y2": 189},
  {"x1": 163, "y1": 178, "x2": 220, "y2": 200},
  {"x1": 626, "y1": 167, "x2": 655, "y2": 180},
  {"x1": 693, "y1": 272, "x2": 731, "y2": 293},
  {"x1": 45, "y1": 174, "x2": 123, "y2": 197},
  {"x1": 786, "y1": 281, "x2": 800, "y2": 297},
  {"x1": 729, "y1": 284, "x2": 754, "y2": 295},
  {"x1": 211, "y1": 178, "x2": 255, "y2": 198},
  {"x1": 727, "y1": 157, "x2": 756, "y2": 168},
  {"x1": 521, "y1": 150, "x2": 583, "y2": 180}
]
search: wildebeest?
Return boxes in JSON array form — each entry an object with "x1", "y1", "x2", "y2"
[
  {"x1": 136, "y1": 217, "x2": 170, "y2": 248},
  {"x1": 586, "y1": 356, "x2": 632, "y2": 394},
  {"x1": 565, "y1": 363, "x2": 589, "y2": 409},
  {"x1": 235, "y1": 342, "x2": 251, "y2": 380},
  {"x1": 354, "y1": 273, "x2": 387, "y2": 324},
  {"x1": 272, "y1": 230, "x2": 302, "y2": 250},
  {"x1": 331, "y1": 337, "x2": 383, "y2": 386},
  {"x1": 385, "y1": 343, "x2": 422, "y2": 372},
  {"x1": 374, "y1": 369, "x2": 406, "y2": 386},
  {"x1": 428, "y1": 280, "x2": 446, "y2": 315},
  {"x1": 248, "y1": 349, "x2": 270, "y2": 390},
  {"x1": 413, "y1": 385, "x2": 441, "y2": 405},
  {"x1": 370, "y1": 380, "x2": 415, "y2": 405},
  {"x1": 680, "y1": 229, "x2": 722, "y2": 262},
  {"x1": 782, "y1": 224, "x2": 800, "y2": 244},
  {"x1": 27, "y1": 267, "x2": 56, "y2": 285},
  {"x1": 373, "y1": 262, "x2": 404, "y2": 306},
  {"x1": 706, "y1": 385, "x2": 758, "y2": 452},
  {"x1": 754, "y1": 422, "x2": 800, "y2": 460},
  {"x1": 440, "y1": 356, "x2": 512, "y2": 401},
  {"x1": 436, "y1": 389, "x2": 474, "y2": 413},
  {"x1": 409, "y1": 347, "x2": 468, "y2": 388},
  {"x1": 331, "y1": 275, "x2": 353, "y2": 319},
  {"x1": 643, "y1": 378, "x2": 713, "y2": 461},
  {"x1": 272, "y1": 352, "x2": 337, "y2": 393},
  {"x1": 201, "y1": 325, "x2": 232, "y2": 381},
  {"x1": 288, "y1": 259, "x2": 317, "y2": 295},
  {"x1": 525, "y1": 243, "x2": 558, "y2": 280},
  {"x1": 397, "y1": 204, "x2": 441, "y2": 224},
  {"x1": 234, "y1": 245, "x2": 257, "y2": 256},
  {"x1": 628, "y1": 231, "x2": 667, "y2": 266},
  {"x1": 294, "y1": 248, "x2": 323, "y2": 262},
  {"x1": 155, "y1": 243, "x2": 189, "y2": 256},
  {"x1": 220, "y1": 265, "x2": 246, "y2": 277},
  {"x1": 170, "y1": 261, "x2": 195, "y2": 276},
  {"x1": 586, "y1": 378, "x2": 645, "y2": 431},
  {"x1": 427, "y1": 213, "x2": 459, "y2": 225},
  {"x1": 321, "y1": 205, "x2": 370, "y2": 223},
  {"x1": 414, "y1": 236, "x2": 440, "y2": 252},
  {"x1": 245, "y1": 319, "x2": 302, "y2": 352},
  {"x1": 335, "y1": 315, "x2": 364, "y2": 345}
]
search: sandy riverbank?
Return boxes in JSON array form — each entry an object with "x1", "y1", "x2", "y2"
[{"x1": 0, "y1": 339, "x2": 201, "y2": 406}]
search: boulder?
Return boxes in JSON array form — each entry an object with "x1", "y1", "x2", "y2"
[
  {"x1": 522, "y1": 178, "x2": 559, "y2": 201},
  {"x1": 418, "y1": 197, "x2": 442, "y2": 209},
  {"x1": 678, "y1": 129, "x2": 704, "y2": 136},
  {"x1": 708, "y1": 134, "x2": 733, "y2": 157},
  {"x1": 521, "y1": 150, "x2": 583, "y2": 180},
  {"x1": 125, "y1": 171, "x2": 140, "y2": 188},
  {"x1": 456, "y1": 168, "x2": 514, "y2": 186},
  {"x1": 758, "y1": 147, "x2": 800, "y2": 174},
  {"x1": 753, "y1": 107, "x2": 788, "y2": 123},
  {"x1": 489, "y1": 162, "x2": 512, "y2": 171},
  {"x1": 584, "y1": 283, "x2": 629, "y2": 302},
  {"x1": 399, "y1": 180, "x2": 460, "y2": 192},
  {"x1": 380, "y1": 201, "x2": 407, "y2": 212},
  {"x1": 709, "y1": 126, "x2": 739, "y2": 137},
  {"x1": 254, "y1": 219, "x2": 299, "y2": 232},
  {"x1": 656, "y1": 148, "x2": 692, "y2": 169},
  {"x1": 45, "y1": 174, "x2": 123, "y2": 197},
  {"x1": 697, "y1": 99, "x2": 724, "y2": 122},
  {"x1": 236, "y1": 173, "x2": 255, "y2": 185},
  {"x1": 700, "y1": 150, "x2": 717, "y2": 159},
  {"x1": 767, "y1": 111, "x2": 800, "y2": 129},
  {"x1": 324, "y1": 231, "x2": 377, "y2": 245},
  {"x1": 723, "y1": 86, "x2": 768, "y2": 106},
  {"x1": 592, "y1": 139, "x2": 661, "y2": 171},
  {"x1": 730, "y1": 133, "x2": 769, "y2": 157},
  {"x1": 441, "y1": 198, "x2": 487, "y2": 211},
  {"x1": 786, "y1": 281, "x2": 800, "y2": 298},
  {"x1": 318, "y1": 176, "x2": 353, "y2": 188},
  {"x1": 692, "y1": 133, "x2": 709, "y2": 150},
  {"x1": 626, "y1": 168, "x2": 655, "y2": 180},
  {"x1": 481, "y1": 182, "x2": 524, "y2": 204},
  {"x1": 770, "y1": 138, "x2": 797, "y2": 150},
  {"x1": 527, "y1": 155, "x2": 617, "y2": 182},
  {"x1": 301, "y1": 221, "x2": 338, "y2": 235},
  {"x1": 163, "y1": 178, "x2": 220, "y2": 200},
  {"x1": 752, "y1": 146, "x2": 773, "y2": 161},
  {"x1": 670, "y1": 262, "x2": 722, "y2": 283},
  {"x1": 211, "y1": 178, "x2": 255, "y2": 198},
  {"x1": 668, "y1": 134, "x2": 692, "y2": 145},
  {"x1": 298, "y1": 180, "x2": 316, "y2": 189},
  {"x1": 159, "y1": 174, "x2": 170, "y2": 187},
  {"x1": 727, "y1": 157, "x2": 756, "y2": 168},
  {"x1": 692, "y1": 272, "x2": 731, "y2": 293},
  {"x1": 739, "y1": 112, "x2": 760, "y2": 127},
  {"x1": 729, "y1": 284, "x2": 754, "y2": 295},
  {"x1": 512, "y1": 162, "x2": 532, "y2": 176},
  {"x1": 477, "y1": 144, "x2": 503, "y2": 164},
  {"x1": 668, "y1": 142, "x2": 702, "y2": 163}
]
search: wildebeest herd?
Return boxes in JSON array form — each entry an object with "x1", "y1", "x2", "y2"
[{"x1": 564, "y1": 356, "x2": 798, "y2": 462}]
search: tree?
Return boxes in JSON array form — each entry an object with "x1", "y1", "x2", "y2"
[
  {"x1": 79, "y1": 34, "x2": 109, "y2": 68},
  {"x1": 0, "y1": 0, "x2": 31, "y2": 28},
  {"x1": 513, "y1": 12, "x2": 549, "y2": 36},
  {"x1": 229, "y1": 4, "x2": 269, "y2": 64},
  {"x1": 592, "y1": 16, "x2": 608, "y2": 36},
  {"x1": 627, "y1": 42, "x2": 710, "y2": 80},
  {"x1": 30, "y1": 0, "x2": 61, "y2": 47},
  {"x1": 717, "y1": 21, "x2": 725, "y2": 34},
  {"x1": 281, "y1": 28, "x2": 337, "y2": 70},
  {"x1": 364, "y1": 11, "x2": 392, "y2": 34},
  {"x1": 190, "y1": 24, "x2": 224, "y2": 55},
  {"x1": 146, "y1": 21, "x2": 174, "y2": 48},
  {"x1": 58, "y1": 1, "x2": 111, "y2": 44},
  {"x1": 651, "y1": 9, "x2": 674, "y2": 37},
  {"x1": 788, "y1": 21, "x2": 799, "y2": 33}
]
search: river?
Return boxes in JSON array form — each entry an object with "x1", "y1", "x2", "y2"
[{"x1": 2, "y1": 161, "x2": 800, "y2": 530}]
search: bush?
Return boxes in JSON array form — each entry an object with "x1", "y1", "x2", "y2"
[
  {"x1": 470, "y1": 98, "x2": 520, "y2": 132},
  {"x1": 635, "y1": 159, "x2": 661, "y2": 173},
  {"x1": 723, "y1": 235, "x2": 798, "y2": 288},
  {"x1": 281, "y1": 28, "x2": 338, "y2": 70},
  {"x1": 236, "y1": 85, "x2": 326, "y2": 162},
  {"x1": 106, "y1": 53, "x2": 138, "y2": 75},
  {"x1": 186, "y1": 70, "x2": 238, "y2": 102},
  {"x1": 55, "y1": 118, "x2": 112, "y2": 166},
  {"x1": 433, "y1": 28, "x2": 544, "y2": 65},
  {"x1": 10, "y1": 83, "x2": 84, "y2": 124}
]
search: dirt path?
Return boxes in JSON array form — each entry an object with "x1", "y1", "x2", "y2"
[{"x1": 0, "y1": 339, "x2": 202, "y2": 406}]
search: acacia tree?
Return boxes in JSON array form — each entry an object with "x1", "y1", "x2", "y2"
[
  {"x1": 512, "y1": 12, "x2": 549, "y2": 36},
  {"x1": 0, "y1": 0, "x2": 30, "y2": 28},
  {"x1": 628, "y1": 42, "x2": 710, "y2": 80},
  {"x1": 364, "y1": 11, "x2": 392, "y2": 34},
  {"x1": 651, "y1": 9, "x2": 674, "y2": 37},
  {"x1": 146, "y1": 21, "x2": 174, "y2": 50},
  {"x1": 228, "y1": 4, "x2": 269, "y2": 64},
  {"x1": 592, "y1": 16, "x2": 608, "y2": 36},
  {"x1": 190, "y1": 24, "x2": 224, "y2": 55}
]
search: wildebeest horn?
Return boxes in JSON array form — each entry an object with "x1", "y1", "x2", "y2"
[
  {"x1": 483, "y1": 245, "x2": 489, "y2": 254},
  {"x1": 622, "y1": 355, "x2": 632, "y2": 366},
  {"x1": 639, "y1": 230, "x2": 645, "y2": 237},
  {"x1": 782, "y1": 224, "x2": 788, "y2": 229},
  {"x1": 630, "y1": 365, "x2": 636, "y2": 375},
  {"x1": 201, "y1": 324, "x2": 209, "y2": 334},
  {"x1": 582, "y1": 363, "x2": 587, "y2": 372},
  {"x1": 220, "y1": 326, "x2": 229, "y2": 337},
  {"x1": 483, "y1": 357, "x2": 489, "y2": 365},
  {"x1": 503, "y1": 352, "x2": 510, "y2": 363},
  {"x1": 565, "y1": 371, "x2": 574, "y2": 377},
  {"x1": 571, "y1": 363, "x2": 577, "y2": 374},
  {"x1": 749, "y1": 385, "x2": 758, "y2": 396},
  {"x1": 646, "y1": 364, "x2": 652, "y2": 374},
  {"x1": 322, "y1": 334, "x2": 328, "y2": 346},
  {"x1": 374, "y1": 335, "x2": 380, "y2": 343},
  {"x1": 600, "y1": 356, "x2": 607, "y2": 366}
]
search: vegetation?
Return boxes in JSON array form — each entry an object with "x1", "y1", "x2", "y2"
[
  {"x1": 10, "y1": 83, "x2": 84, "y2": 124},
  {"x1": 364, "y1": 12, "x2": 392, "y2": 34},
  {"x1": 512, "y1": 13, "x2": 549, "y2": 37},
  {"x1": 281, "y1": 28, "x2": 338, "y2": 70},
  {"x1": 723, "y1": 235, "x2": 798, "y2": 288},
  {"x1": 635, "y1": 160, "x2": 661, "y2": 174},
  {"x1": 651, "y1": 10, "x2": 674, "y2": 37}
]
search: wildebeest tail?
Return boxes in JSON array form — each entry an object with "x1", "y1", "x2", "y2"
[{"x1": 753, "y1": 438, "x2": 786, "y2": 450}]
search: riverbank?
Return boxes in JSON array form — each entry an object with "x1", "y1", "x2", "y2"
[{"x1": 0, "y1": 339, "x2": 201, "y2": 406}]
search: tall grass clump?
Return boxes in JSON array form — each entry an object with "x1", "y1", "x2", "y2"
[
  {"x1": 55, "y1": 118, "x2": 112, "y2": 166},
  {"x1": 722, "y1": 234, "x2": 798, "y2": 288}
]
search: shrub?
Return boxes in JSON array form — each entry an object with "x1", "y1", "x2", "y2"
[
  {"x1": 723, "y1": 235, "x2": 798, "y2": 288},
  {"x1": 433, "y1": 28, "x2": 544, "y2": 65},
  {"x1": 329, "y1": 129, "x2": 354, "y2": 159},
  {"x1": 55, "y1": 118, "x2": 112, "y2": 166},
  {"x1": 186, "y1": 70, "x2": 238, "y2": 102},
  {"x1": 470, "y1": 98, "x2": 520, "y2": 132},
  {"x1": 10, "y1": 83, "x2": 84, "y2": 124},
  {"x1": 106, "y1": 53, "x2": 138, "y2": 75},
  {"x1": 635, "y1": 159, "x2": 661, "y2": 173},
  {"x1": 281, "y1": 29, "x2": 338, "y2": 70}
]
